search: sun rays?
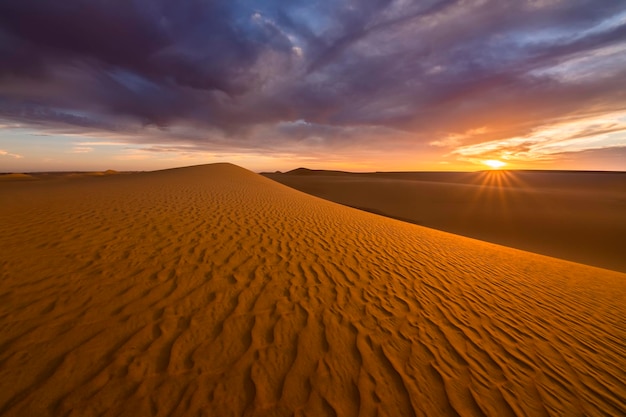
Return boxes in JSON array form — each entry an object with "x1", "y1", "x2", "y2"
[{"x1": 461, "y1": 170, "x2": 539, "y2": 237}]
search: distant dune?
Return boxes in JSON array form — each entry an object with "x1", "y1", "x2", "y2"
[
  {"x1": 0, "y1": 170, "x2": 123, "y2": 182},
  {"x1": 1, "y1": 163, "x2": 625, "y2": 416},
  {"x1": 0, "y1": 173, "x2": 36, "y2": 181},
  {"x1": 264, "y1": 168, "x2": 626, "y2": 272}
]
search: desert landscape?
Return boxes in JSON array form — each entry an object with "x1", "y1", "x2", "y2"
[
  {"x1": 2, "y1": 1, "x2": 626, "y2": 416},
  {"x1": 1, "y1": 163, "x2": 624, "y2": 417}
]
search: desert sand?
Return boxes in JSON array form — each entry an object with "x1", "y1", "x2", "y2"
[
  {"x1": 264, "y1": 169, "x2": 626, "y2": 272},
  {"x1": 1, "y1": 163, "x2": 625, "y2": 416}
]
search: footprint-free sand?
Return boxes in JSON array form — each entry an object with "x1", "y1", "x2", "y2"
[{"x1": 1, "y1": 163, "x2": 624, "y2": 416}]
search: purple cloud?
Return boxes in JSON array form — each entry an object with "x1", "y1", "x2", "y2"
[{"x1": 0, "y1": 0, "x2": 625, "y2": 162}]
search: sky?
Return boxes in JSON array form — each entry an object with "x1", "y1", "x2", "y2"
[{"x1": 1, "y1": 0, "x2": 625, "y2": 172}]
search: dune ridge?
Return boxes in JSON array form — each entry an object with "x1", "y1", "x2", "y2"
[{"x1": 1, "y1": 163, "x2": 625, "y2": 416}]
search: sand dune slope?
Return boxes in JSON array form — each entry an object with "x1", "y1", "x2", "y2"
[
  {"x1": 263, "y1": 170, "x2": 626, "y2": 272},
  {"x1": 1, "y1": 163, "x2": 625, "y2": 417}
]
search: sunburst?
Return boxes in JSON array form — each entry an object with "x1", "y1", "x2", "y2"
[{"x1": 483, "y1": 159, "x2": 506, "y2": 169}]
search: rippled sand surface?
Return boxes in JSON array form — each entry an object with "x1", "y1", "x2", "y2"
[{"x1": 1, "y1": 163, "x2": 624, "y2": 416}]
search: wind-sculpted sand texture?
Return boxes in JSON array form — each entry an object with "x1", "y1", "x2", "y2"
[
  {"x1": 1, "y1": 163, "x2": 625, "y2": 417},
  {"x1": 264, "y1": 169, "x2": 626, "y2": 272}
]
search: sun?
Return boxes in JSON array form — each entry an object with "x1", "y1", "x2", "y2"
[{"x1": 483, "y1": 159, "x2": 506, "y2": 169}]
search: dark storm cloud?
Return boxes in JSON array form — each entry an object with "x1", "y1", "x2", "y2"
[{"x1": 0, "y1": 0, "x2": 625, "y2": 150}]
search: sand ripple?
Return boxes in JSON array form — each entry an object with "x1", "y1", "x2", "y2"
[{"x1": 1, "y1": 163, "x2": 624, "y2": 416}]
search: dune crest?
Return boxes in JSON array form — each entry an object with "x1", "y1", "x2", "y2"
[{"x1": 1, "y1": 163, "x2": 624, "y2": 416}]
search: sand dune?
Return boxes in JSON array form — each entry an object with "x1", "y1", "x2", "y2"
[
  {"x1": 0, "y1": 170, "x2": 123, "y2": 182},
  {"x1": 1, "y1": 163, "x2": 625, "y2": 416},
  {"x1": 0, "y1": 173, "x2": 36, "y2": 181},
  {"x1": 264, "y1": 169, "x2": 626, "y2": 272}
]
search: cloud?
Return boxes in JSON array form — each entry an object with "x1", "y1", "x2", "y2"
[
  {"x1": 70, "y1": 146, "x2": 93, "y2": 154},
  {"x1": 450, "y1": 111, "x2": 626, "y2": 165},
  {"x1": 76, "y1": 141, "x2": 130, "y2": 146},
  {"x1": 0, "y1": 149, "x2": 23, "y2": 158},
  {"x1": 0, "y1": 0, "x2": 625, "y2": 167}
]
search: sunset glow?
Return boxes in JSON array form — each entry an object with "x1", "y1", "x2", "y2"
[
  {"x1": 0, "y1": 1, "x2": 624, "y2": 172},
  {"x1": 484, "y1": 160, "x2": 506, "y2": 169}
]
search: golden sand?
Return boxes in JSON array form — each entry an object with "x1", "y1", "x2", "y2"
[{"x1": 1, "y1": 163, "x2": 624, "y2": 416}]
